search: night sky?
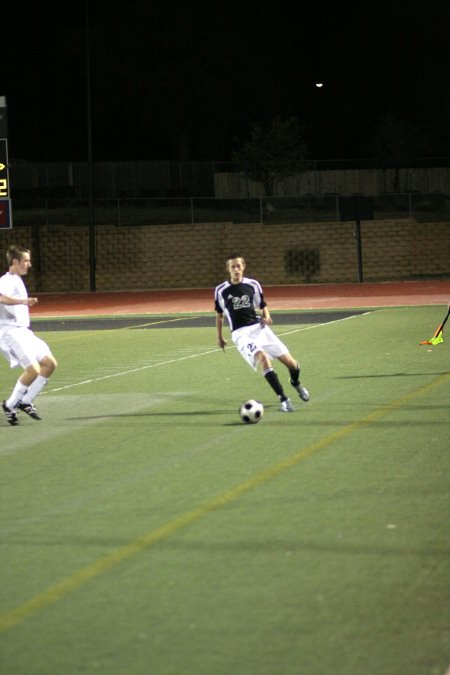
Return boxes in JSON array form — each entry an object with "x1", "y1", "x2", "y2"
[{"x1": 3, "y1": 0, "x2": 449, "y2": 163}]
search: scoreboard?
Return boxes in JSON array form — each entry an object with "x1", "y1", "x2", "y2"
[
  {"x1": 0, "y1": 95, "x2": 12, "y2": 229},
  {"x1": 0, "y1": 139, "x2": 10, "y2": 197}
]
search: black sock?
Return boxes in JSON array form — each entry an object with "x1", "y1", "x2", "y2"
[
  {"x1": 264, "y1": 368, "x2": 286, "y2": 400},
  {"x1": 289, "y1": 365, "x2": 300, "y2": 384}
]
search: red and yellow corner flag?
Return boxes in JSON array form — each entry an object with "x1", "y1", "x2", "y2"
[
  {"x1": 420, "y1": 307, "x2": 449, "y2": 345},
  {"x1": 420, "y1": 334, "x2": 444, "y2": 346}
]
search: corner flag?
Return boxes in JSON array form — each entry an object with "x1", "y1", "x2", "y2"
[{"x1": 420, "y1": 307, "x2": 449, "y2": 345}]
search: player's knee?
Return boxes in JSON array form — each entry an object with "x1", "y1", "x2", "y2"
[
  {"x1": 41, "y1": 354, "x2": 57, "y2": 375},
  {"x1": 280, "y1": 354, "x2": 297, "y2": 369},
  {"x1": 256, "y1": 350, "x2": 271, "y2": 370},
  {"x1": 26, "y1": 362, "x2": 41, "y2": 379}
]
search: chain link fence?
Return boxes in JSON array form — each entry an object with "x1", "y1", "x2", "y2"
[{"x1": 9, "y1": 193, "x2": 450, "y2": 227}]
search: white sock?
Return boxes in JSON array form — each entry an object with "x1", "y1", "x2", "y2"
[
  {"x1": 21, "y1": 376, "x2": 48, "y2": 405},
  {"x1": 6, "y1": 382, "x2": 28, "y2": 410}
]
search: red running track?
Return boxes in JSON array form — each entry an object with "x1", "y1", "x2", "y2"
[{"x1": 30, "y1": 280, "x2": 450, "y2": 317}]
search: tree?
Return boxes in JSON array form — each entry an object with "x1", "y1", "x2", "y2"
[{"x1": 232, "y1": 116, "x2": 309, "y2": 196}]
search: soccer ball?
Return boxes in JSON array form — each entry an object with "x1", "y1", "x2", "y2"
[{"x1": 239, "y1": 399, "x2": 264, "y2": 424}]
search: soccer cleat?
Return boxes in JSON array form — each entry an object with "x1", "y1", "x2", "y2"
[
  {"x1": 2, "y1": 400, "x2": 18, "y2": 426},
  {"x1": 280, "y1": 398, "x2": 295, "y2": 412},
  {"x1": 17, "y1": 401, "x2": 42, "y2": 421},
  {"x1": 291, "y1": 380, "x2": 310, "y2": 402}
]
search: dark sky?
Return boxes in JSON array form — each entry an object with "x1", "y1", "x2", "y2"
[{"x1": 3, "y1": 0, "x2": 449, "y2": 162}]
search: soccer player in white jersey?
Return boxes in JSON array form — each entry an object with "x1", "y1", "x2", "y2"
[
  {"x1": 0, "y1": 245, "x2": 58, "y2": 425},
  {"x1": 214, "y1": 254, "x2": 309, "y2": 412}
]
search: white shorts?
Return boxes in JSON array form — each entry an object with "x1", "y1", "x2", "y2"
[
  {"x1": 232, "y1": 322, "x2": 288, "y2": 370},
  {"x1": 0, "y1": 325, "x2": 51, "y2": 369}
]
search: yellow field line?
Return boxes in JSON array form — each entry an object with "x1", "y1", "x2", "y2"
[{"x1": 1, "y1": 372, "x2": 449, "y2": 634}]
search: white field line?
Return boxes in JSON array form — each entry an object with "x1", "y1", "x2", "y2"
[
  {"x1": 0, "y1": 316, "x2": 363, "y2": 457},
  {"x1": 47, "y1": 347, "x2": 221, "y2": 393},
  {"x1": 46, "y1": 314, "x2": 366, "y2": 395}
]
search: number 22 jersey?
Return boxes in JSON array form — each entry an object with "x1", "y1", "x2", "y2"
[{"x1": 214, "y1": 277, "x2": 267, "y2": 332}]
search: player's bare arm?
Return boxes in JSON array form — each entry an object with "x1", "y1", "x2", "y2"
[
  {"x1": 215, "y1": 312, "x2": 227, "y2": 350},
  {"x1": 260, "y1": 306, "x2": 272, "y2": 325},
  {"x1": 0, "y1": 295, "x2": 38, "y2": 306}
]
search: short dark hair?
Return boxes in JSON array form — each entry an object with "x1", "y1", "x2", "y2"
[
  {"x1": 226, "y1": 253, "x2": 245, "y2": 263},
  {"x1": 6, "y1": 245, "x2": 30, "y2": 266}
]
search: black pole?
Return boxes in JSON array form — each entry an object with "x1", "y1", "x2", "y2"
[
  {"x1": 85, "y1": 0, "x2": 96, "y2": 291},
  {"x1": 354, "y1": 220, "x2": 363, "y2": 283}
]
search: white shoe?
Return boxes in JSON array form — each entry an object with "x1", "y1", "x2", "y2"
[
  {"x1": 291, "y1": 381, "x2": 310, "y2": 402},
  {"x1": 280, "y1": 398, "x2": 295, "y2": 412}
]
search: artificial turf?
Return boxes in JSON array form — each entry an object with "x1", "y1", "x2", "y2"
[{"x1": 1, "y1": 305, "x2": 448, "y2": 674}]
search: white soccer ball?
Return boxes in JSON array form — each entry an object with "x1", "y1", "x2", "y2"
[{"x1": 239, "y1": 399, "x2": 264, "y2": 424}]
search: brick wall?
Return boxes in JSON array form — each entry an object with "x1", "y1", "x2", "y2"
[{"x1": 1, "y1": 219, "x2": 449, "y2": 292}]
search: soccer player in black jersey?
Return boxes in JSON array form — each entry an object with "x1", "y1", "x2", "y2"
[{"x1": 214, "y1": 254, "x2": 309, "y2": 412}]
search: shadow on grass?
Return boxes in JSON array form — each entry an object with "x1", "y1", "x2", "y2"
[
  {"x1": 67, "y1": 409, "x2": 234, "y2": 420},
  {"x1": 160, "y1": 538, "x2": 449, "y2": 559},
  {"x1": 337, "y1": 371, "x2": 450, "y2": 378},
  {"x1": 7, "y1": 533, "x2": 448, "y2": 559}
]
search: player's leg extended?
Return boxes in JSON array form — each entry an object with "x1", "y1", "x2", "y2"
[
  {"x1": 18, "y1": 355, "x2": 57, "y2": 420},
  {"x1": 278, "y1": 353, "x2": 310, "y2": 402},
  {"x1": 256, "y1": 351, "x2": 294, "y2": 411},
  {"x1": 6, "y1": 361, "x2": 40, "y2": 409}
]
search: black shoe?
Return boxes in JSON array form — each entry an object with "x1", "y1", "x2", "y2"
[
  {"x1": 17, "y1": 401, "x2": 42, "y2": 421},
  {"x1": 290, "y1": 380, "x2": 310, "y2": 402},
  {"x1": 2, "y1": 400, "x2": 18, "y2": 426}
]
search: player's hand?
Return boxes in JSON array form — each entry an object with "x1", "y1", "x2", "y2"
[
  {"x1": 260, "y1": 316, "x2": 272, "y2": 326},
  {"x1": 26, "y1": 297, "x2": 38, "y2": 306},
  {"x1": 217, "y1": 337, "x2": 227, "y2": 351}
]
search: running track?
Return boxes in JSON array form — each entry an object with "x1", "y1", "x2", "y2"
[{"x1": 31, "y1": 281, "x2": 450, "y2": 317}]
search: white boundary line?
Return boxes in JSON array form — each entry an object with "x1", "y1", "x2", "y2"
[{"x1": 45, "y1": 314, "x2": 367, "y2": 394}]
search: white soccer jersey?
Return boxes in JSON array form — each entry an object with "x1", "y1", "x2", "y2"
[{"x1": 0, "y1": 272, "x2": 31, "y2": 328}]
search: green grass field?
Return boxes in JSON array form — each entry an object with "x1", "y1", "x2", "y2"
[{"x1": 1, "y1": 305, "x2": 449, "y2": 675}]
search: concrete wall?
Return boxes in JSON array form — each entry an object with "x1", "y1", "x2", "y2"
[{"x1": 1, "y1": 219, "x2": 449, "y2": 293}]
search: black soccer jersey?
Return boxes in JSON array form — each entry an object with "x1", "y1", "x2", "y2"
[{"x1": 214, "y1": 277, "x2": 267, "y2": 332}]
